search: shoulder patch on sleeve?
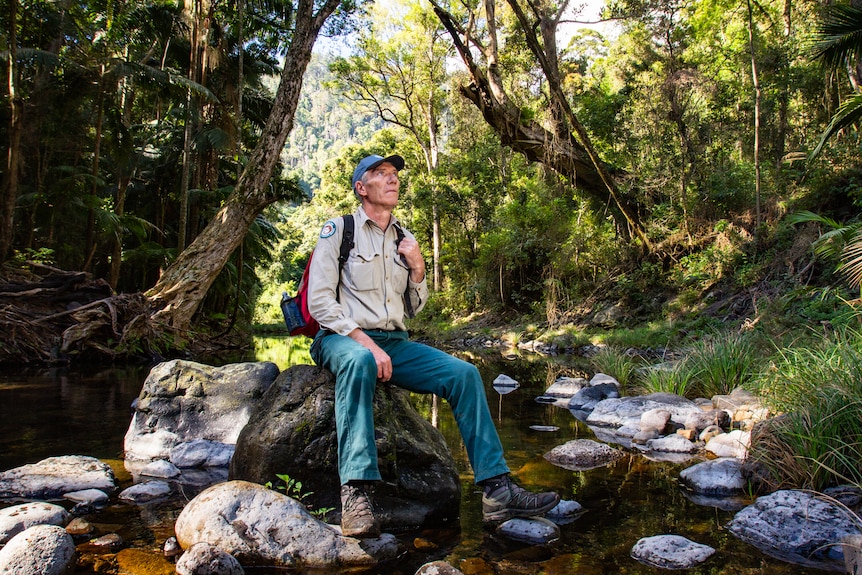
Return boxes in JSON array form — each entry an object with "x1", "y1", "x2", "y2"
[{"x1": 320, "y1": 220, "x2": 337, "y2": 239}]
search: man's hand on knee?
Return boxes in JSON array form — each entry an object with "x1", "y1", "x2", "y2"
[{"x1": 349, "y1": 328, "x2": 393, "y2": 381}]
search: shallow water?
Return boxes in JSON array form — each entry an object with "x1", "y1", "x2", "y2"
[{"x1": 0, "y1": 339, "x2": 826, "y2": 574}]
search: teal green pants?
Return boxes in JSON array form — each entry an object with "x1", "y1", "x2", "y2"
[{"x1": 310, "y1": 329, "x2": 510, "y2": 485}]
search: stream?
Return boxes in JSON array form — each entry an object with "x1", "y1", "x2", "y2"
[{"x1": 0, "y1": 337, "x2": 826, "y2": 574}]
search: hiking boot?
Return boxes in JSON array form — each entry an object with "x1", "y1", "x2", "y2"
[
  {"x1": 482, "y1": 476, "x2": 560, "y2": 523},
  {"x1": 340, "y1": 483, "x2": 380, "y2": 538}
]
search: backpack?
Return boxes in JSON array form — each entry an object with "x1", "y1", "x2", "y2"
[{"x1": 280, "y1": 214, "x2": 355, "y2": 337}]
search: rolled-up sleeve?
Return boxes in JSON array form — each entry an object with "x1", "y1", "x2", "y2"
[
  {"x1": 405, "y1": 278, "x2": 428, "y2": 317},
  {"x1": 307, "y1": 219, "x2": 359, "y2": 336}
]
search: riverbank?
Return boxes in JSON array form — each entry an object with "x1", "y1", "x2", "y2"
[
  {"x1": 431, "y1": 284, "x2": 853, "y2": 349},
  {"x1": 405, "y1": 294, "x2": 862, "y2": 496}
]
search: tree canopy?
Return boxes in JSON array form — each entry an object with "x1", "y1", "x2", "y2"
[{"x1": 2, "y1": 0, "x2": 860, "y2": 362}]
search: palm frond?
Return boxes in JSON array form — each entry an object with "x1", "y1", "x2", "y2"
[
  {"x1": 809, "y1": 4, "x2": 862, "y2": 70},
  {"x1": 196, "y1": 127, "x2": 231, "y2": 150},
  {"x1": 809, "y1": 93, "x2": 862, "y2": 161},
  {"x1": 787, "y1": 210, "x2": 844, "y2": 230},
  {"x1": 122, "y1": 214, "x2": 162, "y2": 243},
  {"x1": 840, "y1": 236, "x2": 862, "y2": 288},
  {"x1": 13, "y1": 48, "x2": 61, "y2": 67},
  {"x1": 788, "y1": 211, "x2": 862, "y2": 261}
]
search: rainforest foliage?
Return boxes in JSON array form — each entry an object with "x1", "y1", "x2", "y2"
[{"x1": 3, "y1": 0, "x2": 862, "y2": 343}]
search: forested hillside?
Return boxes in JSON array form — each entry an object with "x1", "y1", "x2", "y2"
[
  {"x1": 2, "y1": 0, "x2": 861, "y2": 360},
  {"x1": 259, "y1": 0, "x2": 862, "y2": 343}
]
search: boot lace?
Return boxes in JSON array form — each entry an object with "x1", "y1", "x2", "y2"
[{"x1": 343, "y1": 485, "x2": 374, "y2": 519}]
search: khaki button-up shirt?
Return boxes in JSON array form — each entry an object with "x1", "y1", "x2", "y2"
[{"x1": 307, "y1": 205, "x2": 428, "y2": 336}]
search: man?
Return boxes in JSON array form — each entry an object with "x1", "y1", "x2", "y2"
[{"x1": 307, "y1": 153, "x2": 559, "y2": 538}]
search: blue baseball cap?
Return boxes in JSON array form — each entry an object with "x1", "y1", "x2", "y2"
[{"x1": 351, "y1": 154, "x2": 405, "y2": 190}]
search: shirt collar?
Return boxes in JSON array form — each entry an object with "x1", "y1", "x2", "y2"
[{"x1": 356, "y1": 204, "x2": 400, "y2": 232}]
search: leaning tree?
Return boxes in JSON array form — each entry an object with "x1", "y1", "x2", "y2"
[
  {"x1": 0, "y1": 0, "x2": 355, "y2": 363},
  {"x1": 145, "y1": 0, "x2": 351, "y2": 333},
  {"x1": 430, "y1": 0, "x2": 652, "y2": 251}
]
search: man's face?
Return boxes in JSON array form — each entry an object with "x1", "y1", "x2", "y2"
[{"x1": 356, "y1": 161, "x2": 400, "y2": 210}]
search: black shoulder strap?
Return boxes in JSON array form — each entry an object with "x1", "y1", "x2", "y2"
[
  {"x1": 393, "y1": 224, "x2": 408, "y2": 266},
  {"x1": 333, "y1": 215, "x2": 354, "y2": 303},
  {"x1": 339, "y1": 214, "x2": 354, "y2": 269},
  {"x1": 393, "y1": 224, "x2": 415, "y2": 319}
]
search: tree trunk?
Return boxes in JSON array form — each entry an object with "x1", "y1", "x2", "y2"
[
  {"x1": 84, "y1": 68, "x2": 106, "y2": 272},
  {"x1": 178, "y1": 0, "x2": 204, "y2": 252},
  {"x1": 235, "y1": 0, "x2": 245, "y2": 181},
  {"x1": 506, "y1": 0, "x2": 651, "y2": 251},
  {"x1": 775, "y1": 0, "x2": 791, "y2": 169},
  {"x1": 428, "y1": 80, "x2": 443, "y2": 291},
  {"x1": 1, "y1": 0, "x2": 21, "y2": 262},
  {"x1": 109, "y1": 175, "x2": 130, "y2": 289},
  {"x1": 109, "y1": 48, "x2": 135, "y2": 290},
  {"x1": 748, "y1": 0, "x2": 763, "y2": 233},
  {"x1": 146, "y1": 0, "x2": 343, "y2": 331}
]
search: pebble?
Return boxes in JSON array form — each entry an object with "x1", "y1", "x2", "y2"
[
  {"x1": 141, "y1": 459, "x2": 181, "y2": 478},
  {"x1": 704, "y1": 430, "x2": 751, "y2": 458},
  {"x1": 65, "y1": 517, "x2": 94, "y2": 537},
  {"x1": 164, "y1": 536, "x2": 183, "y2": 560},
  {"x1": 175, "y1": 541, "x2": 245, "y2": 575},
  {"x1": 544, "y1": 439, "x2": 626, "y2": 471},
  {"x1": 492, "y1": 374, "x2": 519, "y2": 387},
  {"x1": 415, "y1": 561, "x2": 465, "y2": 575},
  {"x1": 89, "y1": 533, "x2": 124, "y2": 551},
  {"x1": 546, "y1": 499, "x2": 584, "y2": 524},
  {"x1": 413, "y1": 537, "x2": 439, "y2": 550},
  {"x1": 679, "y1": 458, "x2": 746, "y2": 496}
]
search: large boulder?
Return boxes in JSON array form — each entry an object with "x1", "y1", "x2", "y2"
[
  {"x1": 229, "y1": 365, "x2": 461, "y2": 530},
  {"x1": 727, "y1": 489, "x2": 862, "y2": 571},
  {"x1": 174, "y1": 480, "x2": 400, "y2": 570},
  {"x1": 0, "y1": 524, "x2": 77, "y2": 575},
  {"x1": 123, "y1": 360, "x2": 279, "y2": 464}
]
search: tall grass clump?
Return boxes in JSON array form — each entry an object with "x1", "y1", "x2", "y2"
[
  {"x1": 686, "y1": 332, "x2": 761, "y2": 398},
  {"x1": 589, "y1": 346, "x2": 644, "y2": 393},
  {"x1": 748, "y1": 327, "x2": 862, "y2": 491},
  {"x1": 636, "y1": 359, "x2": 697, "y2": 397}
]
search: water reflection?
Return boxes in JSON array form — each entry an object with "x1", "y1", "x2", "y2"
[
  {"x1": 0, "y1": 365, "x2": 148, "y2": 471},
  {"x1": 253, "y1": 334, "x2": 314, "y2": 368},
  {"x1": 0, "y1": 337, "x2": 825, "y2": 574}
]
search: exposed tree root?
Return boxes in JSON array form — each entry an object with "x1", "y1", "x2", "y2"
[{"x1": 0, "y1": 262, "x2": 173, "y2": 365}]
